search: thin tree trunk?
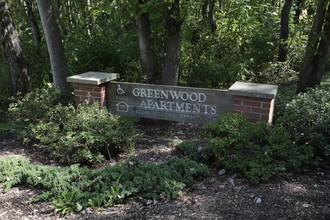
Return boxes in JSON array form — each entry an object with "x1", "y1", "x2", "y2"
[
  {"x1": 297, "y1": 0, "x2": 330, "y2": 93},
  {"x1": 24, "y1": 0, "x2": 41, "y2": 54},
  {"x1": 161, "y1": 0, "x2": 182, "y2": 86},
  {"x1": 278, "y1": 0, "x2": 293, "y2": 62},
  {"x1": 36, "y1": 0, "x2": 70, "y2": 92},
  {"x1": 136, "y1": 12, "x2": 156, "y2": 83},
  {"x1": 0, "y1": 0, "x2": 30, "y2": 95},
  {"x1": 208, "y1": 0, "x2": 217, "y2": 32}
]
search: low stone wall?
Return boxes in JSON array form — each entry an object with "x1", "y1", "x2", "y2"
[{"x1": 67, "y1": 72, "x2": 278, "y2": 124}]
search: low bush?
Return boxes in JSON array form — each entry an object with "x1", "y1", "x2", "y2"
[
  {"x1": 8, "y1": 87, "x2": 67, "y2": 139},
  {"x1": 278, "y1": 87, "x2": 330, "y2": 164},
  {"x1": 202, "y1": 113, "x2": 313, "y2": 184},
  {"x1": 0, "y1": 157, "x2": 210, "y2": 214},
  {"x1": 9, "y1": 87, "x2": 135, "y2": 165},
  {"x1": 175, "y1": 141, "x2": 214, "y2": 164}
]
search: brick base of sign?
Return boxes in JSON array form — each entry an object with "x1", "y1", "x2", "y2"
[
  {"x1": 233, "y1": 95, "x2": 275, "y2": 123},
  {"x1": 72, "y1": 83, "x2": 106, "y2": 106},
  {"x1": 67, "y1": 72, "x2": 278, "y2": 124}
]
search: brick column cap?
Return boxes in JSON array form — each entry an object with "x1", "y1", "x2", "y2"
[
  {"x1": 67, "y1": 72, "x2": 119, "y2": 85},
  {"x1": 228, "y1": 81, "x2": 278, "y2": 99}
]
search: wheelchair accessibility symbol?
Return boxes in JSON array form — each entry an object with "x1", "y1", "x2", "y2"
[{"x1": 117, "y1": 85, "x2": 125, "y2": 95}]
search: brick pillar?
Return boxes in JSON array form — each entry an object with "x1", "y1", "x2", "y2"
[
  {"x1": 229, "y1": 82, "x2": 278, "y2": 123},
  {"x1": 72, "y1": 83, "x2": 106, "y2": 106},
  {"x1": 67, "y1": 72, "x2": 119, "y2": 107},
  {"x1": 233, "y1": 96, "x2": 275, "y2": 123}
]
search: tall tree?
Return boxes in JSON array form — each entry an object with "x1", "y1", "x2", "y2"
[
  {"x1": 278, "y1": 0, "x2": 293, "y2": 62},
  {"x1": 161, "y1": 0, "x2": 182, "y2": 86},
  {"x1": 136, "y1": 0, "x2": 156, "y2": 83},
  {"x1": 36, "y1": 0, "x2": 70, "y2": 92},
  {"x1": 297, "y1": 0, "x2": 330, "y2": 93},
  {"x1": 24, "y1": 0, "x2": 41, "y2": 54},
  {"x1": 0, "y1": 0, "x2": 30, "y2": 95},
  {"x1": 202, "y1": 0, "x2": 217, "y2": 32}
]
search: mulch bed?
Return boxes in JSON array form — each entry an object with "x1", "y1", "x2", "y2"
[{"x1": 1, "y1": 122, "x2": 329, "y2": 219}]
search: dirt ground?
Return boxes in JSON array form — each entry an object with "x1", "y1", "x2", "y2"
[{"x1": 0, "y1": 122, "x2": 329, "y2": 220}]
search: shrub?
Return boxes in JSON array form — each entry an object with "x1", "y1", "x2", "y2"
[
  {"x1": 9, "y1": 87, "x2": 135, "y2": 165},
  {"x1": 202, "y1": 113, "x2": 313, "y2": 184},
  {"x1": 278, "y1": 87, "x2": 330, "y2": 163},
  {"x1": 175, "y1": 141, "x2": 214, "y2": 164},
  {"x1": 8, "y1": 87, "x2": 68, "y2": 139},
  {"x1": 40, "y1": 103, "x2": 135, "y2": 164},
  {"x1": 0, "y1": 157, "x2": 210, "y2": 213}
]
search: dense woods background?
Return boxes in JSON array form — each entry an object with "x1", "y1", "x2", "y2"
[{"x1": 0, "y1": 0, "x2": 329, "y2": 98}]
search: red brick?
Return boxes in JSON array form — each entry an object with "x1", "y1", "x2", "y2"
[
  {"x1": 252, "y1": 108, "x2": 269, "y2": 114},
  {"x1": 234, "y1": 96, "x2": 271, "y2": 102},
  {"x1": 262, "y1": 103, "x2": 271, "y2": 109},
  {"x1": 90, "y1": 92, "x2": 105, "y2": 98},
  {"x1": 233, "y1": 105, "x2": 251, "y2": 112},
  {"x1": 243, "y1": 112, "x2": 261, "y2": 119},
  {"x1": 80, "y1": 86, "x2": 95, "y2": 92},
  {"x1": 243, "y1": 100, "x2": 262, "y2": 107},
  {"x1": 75, "y1": 91, "x2": 88, "y2": 96},
  {"x1": 234, "y1": 99, "x2": 242, "y2": 105},
  {"x1": 94, "y1": 86, "x2": 106, "y2": 92},
  {"x1": 73, "y1": 85, "x2": 81, "y2": 91}
]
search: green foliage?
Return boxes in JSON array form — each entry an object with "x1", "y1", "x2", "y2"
[
  {"x1": 51, "y1": 191, "x2": 83, "y2": 215},
  {"x1": 175, "y1": 141, "x2": 214, "y2": 164},
  {"x1": 278, "y1": 87, "x2": 330, "y2": 163},
  {"x1": 9, "y1": 87, "x2": 135, "y2": 165},
  {"x1": 8, "y1": 87, "x2": 65, "y2": 131},
  {"x1": 0, "y1": 157, "x2": 210, "y2": 213},
  {"x1": 202, "y1": 113, "x2": 313, "y2": 184},
  {"x1": 0, "y1": 122, "x2": 13, "y2": 133}
]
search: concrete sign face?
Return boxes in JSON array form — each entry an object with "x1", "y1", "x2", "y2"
[{"x1": 107, "y1": 82, "x2": 233, "y2": 124}]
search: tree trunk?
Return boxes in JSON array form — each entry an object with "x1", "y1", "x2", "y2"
[
  {"x1": 202, "y1": 0, "x2": 217, "y2": 32},
  {"x1": 208, "y1": 0, "x2": 217, "y2": 33},
  {"x1": 136, "y1": 12, "x2": 156, "y2": 83},
  {"x1": 278, "y1": 0, "x2": 293, "y2": 62},
  {"x1": 161, "y1": 0, "x2": 182, "y2": 86},
  {"x1": 24, "y1": 0, "x2": 41, "y2": 54},
  {"x1": 297, "y1": 0, "x2": 330, "y2": 93},
  {"x1": 36, "y1": 0, "x2": 70, "y2": 92},
  {"x1": 0, "y1": 0, "x2": 30, "y2": 95}
]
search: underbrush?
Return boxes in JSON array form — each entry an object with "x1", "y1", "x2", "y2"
[
  {"x1": 278, "y1": 87, "x2": 330, "y2": 164},
  {"x1": 190, "y1": 86, "x2": 329, "y2": 184},
  {"x1": 201, "y1": 113, "x2": 313, "y2": 184},
  {"x1": 0, "y1": 157, "x2": 210, "y2": 215},
  {"x1": 9, "y1": 87, "x2": 135, "y2": 165}
]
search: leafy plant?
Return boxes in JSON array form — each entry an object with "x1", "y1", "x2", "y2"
[
  {"x1": 9, "y1": 87, "x2": 135, "y2": 165},
  {"x1": 0, "y1": 157, "x2": 210, "y2": 214},
  {"x1": 175, "y1": 141, "x2": 214, "y2": 164},
  {"x1": 202, "y1": 113, "x2": 313, "y2": 184},
  {"x1": 278, "y1": 87, "x2": 330, "y2": 163},
  {"x1": 51, "y1": 191, "x2": 83, "y2": 215}
]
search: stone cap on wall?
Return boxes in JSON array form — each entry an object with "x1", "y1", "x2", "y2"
[
  {"x1": 67, "y1": 72, "x2": 119, "y2": 85},
  {"x1": 228, "y1": 82, "x2": 278, "y2": 99}
]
